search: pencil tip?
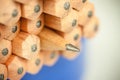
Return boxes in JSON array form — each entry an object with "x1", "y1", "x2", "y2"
[{"x1": 65, "y1": 44, "x2": 80, "y2": 52}]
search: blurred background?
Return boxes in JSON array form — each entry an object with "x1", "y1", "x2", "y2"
[
  {"x1": 84, "y1": 0, "x2": 120, "y2": 80},
  {"x1": 22, "y1": 0, "x2": 120, "y2": 80}
]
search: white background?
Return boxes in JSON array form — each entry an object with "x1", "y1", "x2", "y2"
[{"x1": 83, "y1": 0, "x2": 120, "y2": 80}]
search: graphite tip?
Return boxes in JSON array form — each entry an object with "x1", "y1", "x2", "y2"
[{"x1": 65, "y1": 44, "x2": 80, "y2": 52}]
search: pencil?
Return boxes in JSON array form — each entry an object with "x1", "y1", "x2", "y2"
[
  {"x1": 0, "y1": 64, "x2": 7, "y2": 80},
  {"x1": 0, "y1": 39, "x2": 12, "y2": 63},
  {"x1": 21, "y1": 0, "x2": 43, "y2": 20},
  {"x1": 5, "y1": 55, "x2": 26, "y2": 80},
  {"x1": 41, "y1": 50, "x2": 59, "y2": 66},
  {"x1": 38, "y1": 27, "x2": 80, "y2": 52},
  {"x1": 12, "y1": 32, "x2": 40, "y2": 60},
  {"x1": 0, "y1": 0, "x2": 21, "y2": 26}
]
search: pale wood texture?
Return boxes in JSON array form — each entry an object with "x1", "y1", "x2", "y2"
[
  {"x1": 0, "y1": 22, "x2": 20, "y2": 41},
  {"x1": 71, "y1": 0, "x2": 88, "y2": 11},
  {"x1": 44, "y1": 0, "x2": 71, "y2": 18},
  {"x1": 58, "y1": 27, "x2": 82, "y2": 60},
  {"x1": 12, "y1": 32, "x2": 40, "y2": 60},
  {"x1": 5, "y1": 55, "x2": 26, "y2": 80},
  {"x1": 21, "y1": 0, "x2": 43, "y2": 20},
  {"x1": 38, "y1": 27, "x2": 68, "y2": 51},
  {"x1": 0, "y1": 39, "x2": 12, "y2": 63},
  {"x1": 78, "y1": 2, "x2": 94, "y2": 26},
  {"x1": 0, "y1": 0, "x2": 21, "y2": 26},
  {"x1": 21, "y1": 14, "x2": 44, "y2": 35},
  {"x1": 58, "y1": 26, "x2": 82, "y2": 44},
  {"x1": 27, "y1": 53, "x2": 44, "y2": 74},
  {"x1": 13, "y1": 0, "x2": 32, "y2": 4},
  {"x1": 45, "y1": 9, "x2": 78, "y2": 33},
  {"x1": 0, "y1": 64, "x2": 7, "y2": 80},
  {"x1": 41, "y1": 50, "x2": 59, "y2": 66},
  {"x1": 83, "y1": 16, "x2": 99, "y2": 38}
]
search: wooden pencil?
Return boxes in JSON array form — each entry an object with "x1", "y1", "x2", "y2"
[
  {"x1": 45, "y1": 9, "x2": 78, "y2": 33},
  {"x1": 0, "y1": 0, "x2": 21, "y2": 26},
  {"x1": 83, "y1": 16, "x2": 99, "y2": 38},
  {"x1": 12, "y1": 32, "x2": 40, "y2": 60},
  {"x1": 5, "y1": 55, "x2": 26, "y2": 80},
  {"x1": 58, "y1": 27, "x2": 82, "y2": 60},
  {"x1": 38, "y1": 27, "x2": 80, "y2": 52},
  {"x1": 21, "y1": 0, "x2": 43, "y2": 20},
  {"x1": 71, "y1": 0, "x2": 88, "y2": 11},
  {"x1": 27, "y1": 53, "x2": 44, "y2": 74},
  {"x1": 78, "y1": 2, "x2": 94, "y2": 26},
  {"x1": 0, "y1": 21, "x2": 20, "y2": 41},
  {"x1": 0, "y1": 64, "x2": 7, "y2": 80},
  {"x1": 41, "y1": 50, "x2": 59, "y2": 66},
  {"x1": 44, "y1": 0, "x2": 71, "y2": 18},
  {"x1": 21, "y1": 14, "x2": 44, "y2": 35},
  {"x1": 13, "y1": 0, "x2": 32, "y2": 4},
  {"x1": 0, "y1": 39, "x2": 12, "y2": 63}
]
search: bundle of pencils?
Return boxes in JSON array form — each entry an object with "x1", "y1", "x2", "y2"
[{"x1": 0, "y1": 0, "x2": 99, "y2": 80}]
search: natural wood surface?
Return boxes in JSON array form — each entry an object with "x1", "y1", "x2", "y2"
[
  {"x1": 78, "y1": 2, "x2": 94, "y2": 26},
  {"x1": 45, "y1": 9, "x2": 78, "y2": 33},
  {"x1": 71, "y1": 0, "x2": 88, "y2": 11},
  {"x1": 12, "y1": 32, "x2": 40, "y2": 60},
  {"x1": 83, "y1": 16, "x2": 99, "y2": 38},
  {"x1": 58, "y1": 27, "x2": 82, "y2": 60},
  {"x1": 41, "y1": 50, "x2": 59, "y2": 66},
  {"x1": 21, "y1": 0, "x2": 43, "y2": 20},
  {"x1": 38, "y1": 27, "x2": 68, "y2": 50},
  {"x1": 44, "y1": 0, "x2": 71, "y2": 18},
  {"x1": 21, "y1": 14, "x2": 44, "y2": 35},
  {"x1": 0, "y1": 0, "x2": 21, "y2": 26},
  {"x1": 0, "y1": 39, "x2": 12, "y2": 63},
  {"x1": 13, "y1": 0, "x2": 32, "y2": 4},
  {"x1": 0, "y1": 64, "x2": 7, "y2": 80},
  {"x1": 0, "y1": 21, "x2": 20, "y2": 41},
  {"x1": 27, "y1": 53, "x2": 44, "y2": 74},
  {"x1": 5, "y1": 55, "x2": 26, "y2": 80}
]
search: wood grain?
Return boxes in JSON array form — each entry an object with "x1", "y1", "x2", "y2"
[
  {"x1": 0, "y1": 0, "x2": 21, "y2": 26},
  {"x1": 44, "y1": 0, "x2": 71, "y2": 18},
  {"x1": 21, "y1": 0, "x2": 43, "y2": 20},
  {"x1": 45, "y1": 9, "x2": 78, "y2": 33},
  {"x1": 78, "y1": 2, "x2": 94, "y2": 26},
  {"x1": 27, "y1": 53, "x2": 44, "y2": 74},
  {"x1": 0, "y1": 64, "x2": 7, "y2": 80},
  {"x1": 21, "y1": 14, "x2": 44, "y2": 35},
  {"x1": 0, "y1": 39, "x2": 12, "y2": 63},
  {"x1": 5, "y1": 55, "x2": 26, "y2": 80},
  {"x1": 12, "y1": 32, "x2": 40, "y2": 60},
  {"x1": 83, "y1": 16, "x2": 99, "y2": 38},
  {"x1": 41, "y1": 50, "x2": 59, "y2": 66}
]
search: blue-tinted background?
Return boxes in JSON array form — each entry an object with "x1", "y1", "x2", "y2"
[{"x1": 22, "y1": 38, "x2": 86, "y2": 80}]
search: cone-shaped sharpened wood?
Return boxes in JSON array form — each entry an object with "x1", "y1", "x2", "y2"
[
  {"x1": 45, "y1": 9, "x2": 78, "y2": 33},
  {"x1": 83, "y1": 16, "x2": 99, "y2": 38},
  {"x1": 38, "y1": 27, "x2": 80, "y2": 52},
  {"x1": 78, "y1": 2, "x2": 94, "y2": 26},
  {"x1": 0, "y1": 21, "x2": 20, "y2": 41},
  {"x1": 12, "y1": 32, "x2": 40, "y2": 60},
  {"x1": 44, "y1": 0, "x2": 71, "y2": 18},
  {"x1": 0, "y1": 64, "x2": 7, "y2": 80},
  {"x1": 21, "y1": 14, "x2": 44, "y2": 35},
  {"x1": 27, "y1": 53, "x2": 44, "y2": 74},
  {"x1": 0, "y1": 0, "x2": 21, "y2": 26},
  {"x1": 0, "y1": 39, "x2": 12, "y2": 63},
  {"x1": 21, "y1": 0, "x2": 43, "y2": 20},
  {"x1": 41, "y1": 50, "x2": 59, "y2": 66},
  {"x1": 5, "y1": 55, "x2": 26, "y2": 80}
]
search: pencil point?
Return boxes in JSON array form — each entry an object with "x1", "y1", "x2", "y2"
[{"x1": 65, "y1": 44, "x2": 80, "y2": 52}]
